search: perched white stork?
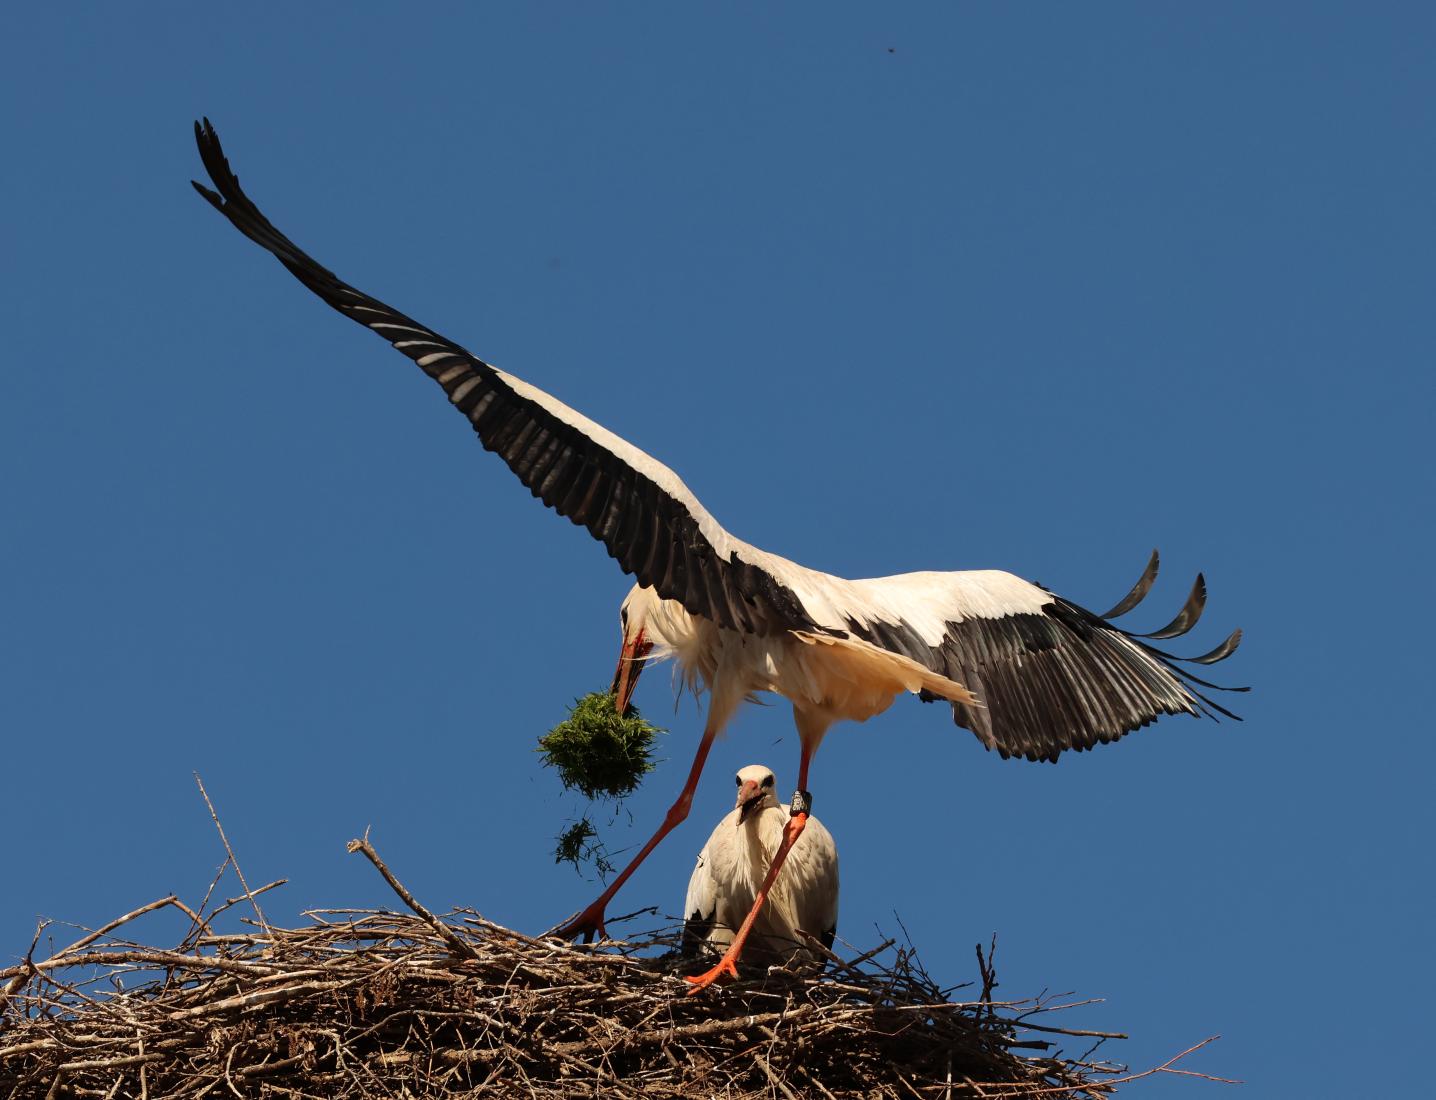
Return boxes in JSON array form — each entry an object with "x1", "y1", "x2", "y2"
[
  {"x1": 683, "y1": 764, "x2": 839, "y2": 971},
  {"x1": 193, "y1": 120, "x2": 1244, "y2": 993}
]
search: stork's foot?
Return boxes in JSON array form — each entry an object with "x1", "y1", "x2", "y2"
[
  {"x1": 684, "y1": 953, "x2": 741, "y2": 995},
  {"x1": 544, "y1": 903, "x2": 610, "y2": 944}
]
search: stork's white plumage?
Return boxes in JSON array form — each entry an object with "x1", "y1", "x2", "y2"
[
  {"x1": 193, "y1": 120, "x2": 1246, "y2": 993},
  {"x1": 683, "y1": 765, "x2": 839, "y2": 970}
]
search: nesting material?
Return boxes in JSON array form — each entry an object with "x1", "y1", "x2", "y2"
[
  {"x1": 0, "y1": 841, "x2": 1225, "y2": 1098},
  {"x1": 537, "y1": 691, "x2": 664, "y2": 801},
  {"x1": 552, "y1": 816, "x2": 615, "y2": 878}
]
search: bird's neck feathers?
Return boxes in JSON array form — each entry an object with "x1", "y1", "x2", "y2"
[
  {"x1": 639, "y1": 594, "x2": 696, "y2": 649},
  {"x1": 738, "y1": 802, "x2": 789, "y2": 865},
  {"x1": 632, "y1": 592, "x2": 712, "y2": 693}
]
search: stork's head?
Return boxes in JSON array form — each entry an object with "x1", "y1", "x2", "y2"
[
  {"x1": 733, "y1": 764, "x2": 779, "y2": 826},
  {"x1": 611, "y1": 584, "x2": 658, "y2": 714}
]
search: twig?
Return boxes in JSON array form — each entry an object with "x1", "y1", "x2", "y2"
[
  {"x1": 193, "y1": 773, "x2": 269, "y2": 936},
  {"x1": 178, "y1": 853, "x2": 235, "y2": 954},
  {"x1": 205, "y1": 878, "x2": 289, "y2": 925},
  {"x1": 0, "y1": 918, "x2": 47, "y2": 1011},
  {"x1": 978, "y1": 1036, "x2": 1238, "y2": 1095},
  {"x1": 345, "y1": 830, "x2": 478, "y2": 960},
  {"x1": 45, "y1": 896, "x2": 187, "y2": 964},
  {"x1": 977, "y1": 935, "x2": 999, "y2": 1021},
  {"x1": 799, "y1": 929, "x2": 897, "y2": 983},
  {"x1": 754, "y1": 1050, "x2": 801, "y2": 1100}
]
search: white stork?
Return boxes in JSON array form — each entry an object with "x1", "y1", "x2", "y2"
[
  {"x1": 683, "y1": 764, "x2": 839, "y2": 971},
  {"x1": 193, "y1": 120, "x2": 1244, "y2": 993}
]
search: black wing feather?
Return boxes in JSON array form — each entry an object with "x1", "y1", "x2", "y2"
[
  {"x1": 1098, "y1": 548, "x2": 1160, "y2": 620},
  {"x1": 1138, "y1": 574, "x2": 1207, "y2": 639},
  {"x1": 911, "y1": 556, "x2": 1244, "y2": 763},
  {"x1": 193, "y1": 119, "x2": 814, "y2": 637}
]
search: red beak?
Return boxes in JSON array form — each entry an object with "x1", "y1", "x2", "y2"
[
  {"x1": 736, "y1": 780, "x2": 763, "y2": 825},
  {"x1": 611, "y1": 629, "x2": 650, "y2": 714}
]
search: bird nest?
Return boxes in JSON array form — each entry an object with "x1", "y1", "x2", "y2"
[{"x1": 0, "y1": 838, "x2": 1223, "y2": 1099}]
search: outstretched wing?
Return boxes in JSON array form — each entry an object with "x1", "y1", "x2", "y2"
[
  {"x1": 193, "y1": 122, "x2": 1246, "y2": 762},
  {"x1": 860, "y1": 553, "x2": 1245, "y2": 762},
  {"x1": 192, "y1": 119, "x2": 816, "y2": 638}
]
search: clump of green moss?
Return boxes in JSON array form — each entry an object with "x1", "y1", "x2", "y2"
[
  {"x1": 552, "y1": 817, "x2": 615, "y2": 878},
  {"x1": 537, "y1": 691, "x2": 664, "y2": 802}
]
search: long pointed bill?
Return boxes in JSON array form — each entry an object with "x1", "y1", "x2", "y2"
[
  {"x1": 736, "y1": 780, "x2": 763, "y2": 825},
  {"x1": 610, "y1": 630, "x2": 650, "y2": 714}
]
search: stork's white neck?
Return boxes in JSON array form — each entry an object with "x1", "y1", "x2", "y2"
[{"x1": 641, "y1": 595, "x2": 700, "y2": 653}]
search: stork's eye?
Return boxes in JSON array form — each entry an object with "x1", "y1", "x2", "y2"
[
  {"x1": 761, "y1": 776, "x2": 773, "y2": 788},
  {"x1": 735, "y1": 775, "x2": 742, "y2": 786}
]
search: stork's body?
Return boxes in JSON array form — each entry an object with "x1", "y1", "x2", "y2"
[
  {"x1": 684, "y1": 765, "x2": 839, "y2": 970},
  {"x1": 192, "y1": 120, "x2": 1245, "y2": 994},
  {"x1": 626, "y1": 580, "x2": 984, "y2": 742}
]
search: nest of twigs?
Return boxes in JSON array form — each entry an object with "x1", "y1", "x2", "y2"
[{"x1": 1, "y1": 836, "x2": 1222, "y2": 1098}]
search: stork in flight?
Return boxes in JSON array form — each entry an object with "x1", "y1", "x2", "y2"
[
  {"x1": 192, "y1": 120, "x2": 1244, "y2": 994},
  {"x1": 684, "y1": 764, "x2": 839, "y2": 971}
]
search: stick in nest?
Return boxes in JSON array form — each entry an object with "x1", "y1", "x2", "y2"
[
  {"x1": 194, "y1": 772, "x2": 270, "y2": 936},
  {"x1": 345, "y1": 830, "x2": 478, "y2": 961}
]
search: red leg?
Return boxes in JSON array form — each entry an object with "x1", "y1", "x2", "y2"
[
  {"x1": 684, "y1": 739, "x2": 819, "y2": 994},
  {"x1": 546, "y1": 722, "x2": 719, "y2": 942}
]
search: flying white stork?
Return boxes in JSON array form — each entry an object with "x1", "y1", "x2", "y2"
[
  {"x1": 683, "y1": 764, "x2": 839, "y2": 970},
  {"x1": 192, "y1": 120, "x2": 1244, "y2": 994}
]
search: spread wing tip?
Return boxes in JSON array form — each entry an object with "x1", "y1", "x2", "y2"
[
  {"x1": 1139, "y1": 573, "x2": 1207, "y2": 640},
  {"x1": 1185, "y1": 626, "x2": 1243, "y2": 665},
  {"x1": 190, "y1": 178, "x2": 222, "y2": 208},
  {"x1": 193, "y1": 117, "x2": 236, "y2": 201},
  {"x1": 1098, "y1": 547, "x2": 1160, "y2": 620}
]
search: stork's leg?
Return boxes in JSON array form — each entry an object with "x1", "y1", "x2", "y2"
[
  {"x1": 684, "y1": 721, "x2": 824, "y2": 994},
  {"x1": 546, "y1": 721, "x2": 720, "y2": 943}
]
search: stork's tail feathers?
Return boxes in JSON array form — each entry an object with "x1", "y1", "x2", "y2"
[
  {"x1": 1096, "y1": 549, "x2": 1247, "y2": 720},
  {"x1": 790, "y1": 630, "x2": 979, "y2": 708}
]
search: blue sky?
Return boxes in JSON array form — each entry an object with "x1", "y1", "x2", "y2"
[{"x1": 3, "y1": 4, "x2": 1432, "y2": 1094}]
